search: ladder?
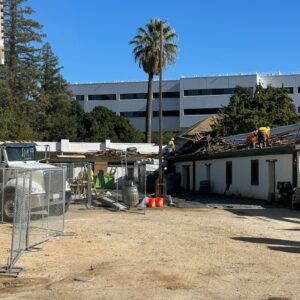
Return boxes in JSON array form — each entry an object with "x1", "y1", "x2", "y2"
[{"x1": 120, "y1": 150, "x2": 128, "y2": 186}]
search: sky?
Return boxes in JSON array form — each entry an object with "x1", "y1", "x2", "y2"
[{"x1": 29, "y1": 0, "x2": 300, "y2": 83}]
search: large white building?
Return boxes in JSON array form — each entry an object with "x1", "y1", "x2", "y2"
[{"x1": 68, "y1": 73, "x2": 300, "y2": 132}]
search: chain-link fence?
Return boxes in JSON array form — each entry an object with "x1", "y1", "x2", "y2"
[
  {"x1": 0, "y1": 167, "x2": 66, "y2": 277},
  {"x1": 53, "y1": 162, "x2": 93, "y2": 206}
]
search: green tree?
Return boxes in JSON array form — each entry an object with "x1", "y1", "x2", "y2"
[
  {"x1": 84, "y1": 106, "x2": 144, "y2": 142},
  {"x1": 36, "y1": 42, "x2": 85, "y2": 141},
  {"x1": 4, "y1": 0, "x2": 44, "y2": 101},
  {"x1": 214, "y1": 85, "x2": 299, "y2": 136},
  {"x1": 130, "y1": 19, "x2": 178, "y2": 143}
]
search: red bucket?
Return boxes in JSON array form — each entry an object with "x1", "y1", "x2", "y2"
[
  {"x1": 155, "y1": 197, "x2": 164, "y2": 207},
  {"x1": 147, "y1": 197, "x2": 156, "y2": 208}
]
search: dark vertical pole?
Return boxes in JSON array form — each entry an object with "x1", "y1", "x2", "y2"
[
  {"x1": 192, "y1": 160, "x2": 196, "y2": 193},
  {"x1": 158, "y1": 21, "x2": 163, "y2": 195}
]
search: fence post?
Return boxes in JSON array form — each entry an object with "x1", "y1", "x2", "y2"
[
  {"x1": 87, "y1": 163, "x2": 92, "y2": 207},
  {"x1": 25, "y1": 171, "x2": 32, "y2": 250}
]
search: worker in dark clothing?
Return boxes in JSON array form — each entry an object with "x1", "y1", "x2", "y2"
[{"x1": 257, "y1": 126, "x2": 270, "y2": 148}]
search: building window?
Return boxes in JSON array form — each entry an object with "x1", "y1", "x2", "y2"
[
  {"x1": 120, "y1": 91, "x2": 180, "y2": 100},
  {"x1": 120, "y1": 111, "x2": 146, "y2": 118},
  {"x1": 153, "y1": 110, "x2": 180, "y2": 117},
  {"x1": 226, "y1": 161, "x2": 232, "y2": 186},
  {"x1": 298, "y1": 107, "x2": 300, "y2": 113},
  {"x1": 120, "y1": 93, "x2": 148, "y2": 100},
  {"x1": 153, "y1": 92, "x2": 180, "y2": 98},
  {"x1": 251, "y1": 160, "x2": 259, "y2": 185},
  {"x1": 75, "y1": 95, "x2": 84, "y2": 101},
  {"x1": 184, "y1": 88, "x2": 235, "y2": 97},
  {"x1": 184, "y1": 108, "x2": 220, "y2": 115},
  {"x1": 282, "y1": 87, "x2": 293, "y2": 94},
  {"x1": 88, "y1": 94, "x2": 116, "y2": 101},
  {"x1": 298, "y1": 87, "x2": 300, "y2": 94}
]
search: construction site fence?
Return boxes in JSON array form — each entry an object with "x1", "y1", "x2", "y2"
[
  {"x1": 0, "y1": 167, "x2": 66, "y2": 275},
  {"x1": 53, "y1": 162, "x2": 93, "y2": 206}
]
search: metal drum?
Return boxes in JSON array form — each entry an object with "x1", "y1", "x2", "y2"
[{"x1": 122, "y1": 183, "x2": 139, "y2": 207}]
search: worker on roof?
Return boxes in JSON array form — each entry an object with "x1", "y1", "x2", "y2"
[
  {"x1": 168, "y1": 137, "x2": 175, "y2": 154},
  {"x1": 246, "y1": 131, "x2": 258, "y2": 149},
  {"x1": 257, "y1": 126, "x2": 271, "y2": 148}
]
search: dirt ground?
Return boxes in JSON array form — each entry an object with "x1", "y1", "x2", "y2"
[{"x1": 0, "y1": 197, "x2": 299, "y2": 300}]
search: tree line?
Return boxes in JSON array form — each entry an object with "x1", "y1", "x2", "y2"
[{"x1": 0, "y1": 0, "x2": 143, "y2": 142}]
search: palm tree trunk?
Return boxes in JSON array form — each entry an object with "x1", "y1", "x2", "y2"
[{"x1": 146, "y1": 73, "x2": 153, "y2": 143}]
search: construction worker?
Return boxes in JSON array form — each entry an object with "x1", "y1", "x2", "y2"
[
  {"x1": 168, "y1": 137, "x2": 175, "y2": 154},
  {"x1": 246, "y1": 131, "x2": 258, "y2": 149},
  {"x1": 257, "y1": 126, "x2": 271, "y2": 148}
]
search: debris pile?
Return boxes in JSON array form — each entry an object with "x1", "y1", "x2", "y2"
[
  {"x1": 176, "y1": 125, "x2": 300, "y2": 156},
  {"x1": 82, "y1": 149, "x2": 157, "y2": 160}
]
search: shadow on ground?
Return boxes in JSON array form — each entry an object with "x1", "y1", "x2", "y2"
[
  {"x1": 226, "y1": 207, "x2": 300, "y2": 225},
  {"x1": 232, "y1": 237, "x2": 300, "y2": 254},
  {"x1": 171, "y1": 191, "x2": 300, "y2": 226}
]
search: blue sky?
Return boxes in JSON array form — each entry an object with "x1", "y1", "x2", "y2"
[{"x1": 29, "y1": 0, "x2": 300, "y2": 83}]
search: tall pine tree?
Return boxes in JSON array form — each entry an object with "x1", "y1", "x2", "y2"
[
  {"x1": 36, "y1": 42, "x2": 85, "y2": 141},
  {"x1": 4, "y1": 0, "x2": 44, "y2": 101}
]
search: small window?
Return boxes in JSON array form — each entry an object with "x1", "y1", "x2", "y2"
[
  {"x1": 120, "y1": 93, "x2": 147, "y2": 100},
  {"x1": 226, "y1": 161, "x2": 232, "y2": 186},
  {"x1": 298, "y1": 107, "x2": 300, "y2": 113},
  {"x1": 88, "y1": 94, "x2": 116, "y2": 101},
  {"x1": 120, "y1": 111, "x2": 146, "y2": 118},
  {"x1": 284, "y1": 87, "x2": 294, "y2": 94},
  {"x1": 153, "y1": 110, "x2": 180, "y2": 117},
  {"x1": 76, "y1": 95, "x2": 84, "y2": 101},
  {"x1": 153, "y1": 92, "x2": 180, "y2": 98},
  {"x1": 184, "y1": 108, "x2": 220, "y2": 115},
  {"x1": 251, "y1": 160, "x2": 259, "y2": 185}
]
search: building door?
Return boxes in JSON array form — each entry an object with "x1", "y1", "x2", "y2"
[
  {"x1": 267, "y1": 160, "x2": 276, "y2": 201},
  {"x1": 182, "y1": 165, "x2": 190, "y2": 191}
]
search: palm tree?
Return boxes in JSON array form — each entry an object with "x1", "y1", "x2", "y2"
[{"x1": 129, "y1": 19, "x2": 178, "y2": 143}]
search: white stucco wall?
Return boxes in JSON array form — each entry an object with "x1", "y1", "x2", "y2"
[
  {"x1": 35, "y1": 139, "x2": 161, "y2": 154},
  {"x1": 174, "y1": 153, "x2": 293, "y2": 200}
]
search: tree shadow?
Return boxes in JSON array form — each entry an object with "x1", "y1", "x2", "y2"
[
  {"x1": 226, "y1": 207, "x2": 300, "y2": 225},
  {"x1": 172, "y1": 191, "x2": 269, "y2": 207},
  {"x1": 232, "y1": 237, "x2": 300, "y2": 254},
  {"x1": 268, "y1": 246, "x2": 300, "y2": 254}
]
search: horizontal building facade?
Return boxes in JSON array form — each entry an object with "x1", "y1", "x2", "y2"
[{"x1": 69, "y1": 73, "x2": 300, "y2": 132}]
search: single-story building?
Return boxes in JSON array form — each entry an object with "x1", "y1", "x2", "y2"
[{"x1": 169, "y1": 142, "x2": 300, "y2": 201}]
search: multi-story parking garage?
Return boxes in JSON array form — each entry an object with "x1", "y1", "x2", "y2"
[{"x1": 69, "y1": 73, "x2": 300, "y2": 132}]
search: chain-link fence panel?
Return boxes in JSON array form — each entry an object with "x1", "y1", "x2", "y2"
[
  {"x1": 10, "y1": 170, "x2": 31, "y2": 268},
  {"x1": 0, "y1": 166, "x2": 67, "y2": 276},
  {"x1": 46, "y1": 168, "x2": 65, "y2": 235},
  {"x1": 54, "y1": 162, "x2": 93, "y2": 205},
  {"x1": 26, "y1": 168, "x2": 65, "y2": 249}
]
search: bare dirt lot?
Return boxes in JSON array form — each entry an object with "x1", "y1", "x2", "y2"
[{"x1": 0, "y1": 197, "x2": 299, "y2": 300}]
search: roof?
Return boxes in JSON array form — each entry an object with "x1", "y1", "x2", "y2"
[
  {"x1": 170, "y1": 144, "x2": 296, "y2": 163},
  {"x1": 178, "y1": 115, "x2": 219, "y2": 142},
  {"x1": 170, "y1": 123, "x2": 300, "y2": 162}
]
